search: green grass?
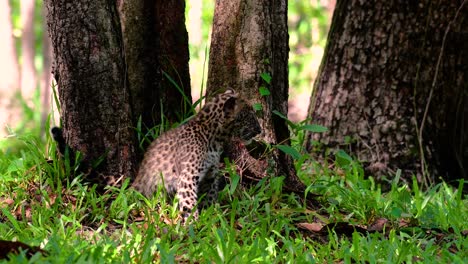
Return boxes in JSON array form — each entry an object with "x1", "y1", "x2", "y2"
[{"x1": 0, "y1": 133, "x2": 467, "y2": 263}]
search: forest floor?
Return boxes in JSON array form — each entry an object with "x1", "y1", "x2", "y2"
[{"x1": 0, "y1": 130, "x2": 467, "y2": 263}]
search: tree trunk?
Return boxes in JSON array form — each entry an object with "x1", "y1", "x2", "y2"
[
  {"x1": 46, "y1": 0, "x2": 137, "y2": 183},
  {"x1": 40, "y1": 4, "x2": 54, "y2": 139},
  {"x1": 118, "y1": 0, "x2": 192, "y2": 133},
  {"x1": 305, "y1": 0, "x2": 468, "y2": 186},
  {"x1": 156, "y1": 0, "x2": 192, "y2": 121},
  {"x1": 20, "y1": 0, "x2": 37, "y2": 100},
  {"x1": 118, "y1": 0, "x2": 161, "y2": 133},
  {"x1": 207, "y1": 0, "x2": 305, "y2": 193},
  {"x1": 0, "y1": 0, "x2": 20, "y2": 136}
]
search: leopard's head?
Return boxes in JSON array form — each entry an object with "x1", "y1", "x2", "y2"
[
  {"x1": 197, "y1": 89, "x2": 261, "y2": 141},
  {"x1": 219, "y1": 90, "x2": 261, "y2": 142},
  {"x1": 195, "y1": 89, "x2": 239, "y2": 132},
  {"x1": 230, "y1": 103, "x2": 261, "y2": 142}
]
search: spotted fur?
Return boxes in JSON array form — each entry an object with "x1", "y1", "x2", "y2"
[{"x1": 132, "y1": 89, "x2": 261, "y2": 222}]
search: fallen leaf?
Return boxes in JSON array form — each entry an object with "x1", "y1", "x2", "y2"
[
  {"x1": 297, "y1": 222, "x2": 324, "y2": 232},
  {"x1": 367, "y1": 218, "x2": 390, "y2": 232}
]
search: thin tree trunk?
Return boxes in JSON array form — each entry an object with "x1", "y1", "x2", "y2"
[
  {"x1": 118, "y1": 0, "x2": 192, "y2": 131},
  {"x1": 40, "y1": 4, "x2": 53, "y2": 138},
  {"x1": 0, "y1": 0, "x2": 20, "y2": 136},
  {"x1": 46, "y1": 0, "x2": 137, "y2": 183},
  {"x1": 118, "y1": 0, "x2": 161, "y2": 134},
  {"x1": 207, "y1": 0, "x2": 305, "y2": 193},
  {"x1": 20, "y1": 0, "x2": 37, "y2": 100},
  {"x1": 305, "y1": 0, "x2": 468, "y2": 186},
  {"x1": 156, "y1": 0, "x2": 192, "y2": 121}
]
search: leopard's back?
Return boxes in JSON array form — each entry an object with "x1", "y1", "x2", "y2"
[
  {"x1": 132, "y1": 124, "x2": 208, "y2": 197},
  {"x1": 132, "y1": 89, "x2": 261, "y2": 222}
]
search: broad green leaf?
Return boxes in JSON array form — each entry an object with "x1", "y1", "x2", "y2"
[
  {"x1": 335, "y1": 149, "x2": 352, "y2": 167},
  {"x1": 300, "y1": 124, "x2": 328, "y2": 133},
  {"x1": 253, "y1": 103, "x2": 263, "y2": 111},
  {"x1": 260, "y1": 72, "x2": 272, "y2": 84},
  {"x1": 273, "y1": 110, "x2": 297, "y2": 129},
  {"x1": 276, "y1": 145, "x2": 301, "y2": 160},
  {"x1": 259, "y1": 86, "x2": 271, "y2": 96},
  {"x1": 272, "y1": 110, "x2": 288, "y2": 120}
]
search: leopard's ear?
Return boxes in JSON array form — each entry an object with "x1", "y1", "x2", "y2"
[
  {"x1": 223, "y1": 96, "x2": 237, "y2": 116},
  {"x1": 224, "y1": 88, "x2": 236, "y2": 95}
]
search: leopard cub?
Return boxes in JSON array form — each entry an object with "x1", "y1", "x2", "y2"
[{"x1": 132, "y1": 89, "x2": 261, "y2": 222}]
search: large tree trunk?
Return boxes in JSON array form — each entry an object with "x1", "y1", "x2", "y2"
[
  {"x1": 305, "y1": 0, "x2": 468, "y2": 186},
  {"x1": 20, "y1": 0, "x2": 37, "y2": 100},
  {"x1": 46, "y1": 0, "x2": 137, "y2": 183},
  {"x1": 207, "y1": 0, "x2": 305, "y2": 193},
  {"x1": 0, "y1": 0, "x2": 20, "y2": 136}
]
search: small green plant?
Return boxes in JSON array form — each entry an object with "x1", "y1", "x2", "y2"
[{"x1": 253, "y1": 72, "x2": 273, "y2": 112}]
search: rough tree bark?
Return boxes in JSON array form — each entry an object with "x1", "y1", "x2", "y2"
[
  {"x1": 156, "y1": 0, "x2": 192, "y2": 120},
  {"x1": 118, "y1": 0, "x2": 161, "y2": 133},
  {"x1": 46, "y1": 0, "x2": 137, "y2": 183},
  {"x1": 118, "y1": 0, "x2": 192, "y2": 134},
  {"x1": 207, "y1": 0, "x2": 305, "y2": 193},
  {"x1": 305, "y1": 0, "x2": 468, "y2": 186}
]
